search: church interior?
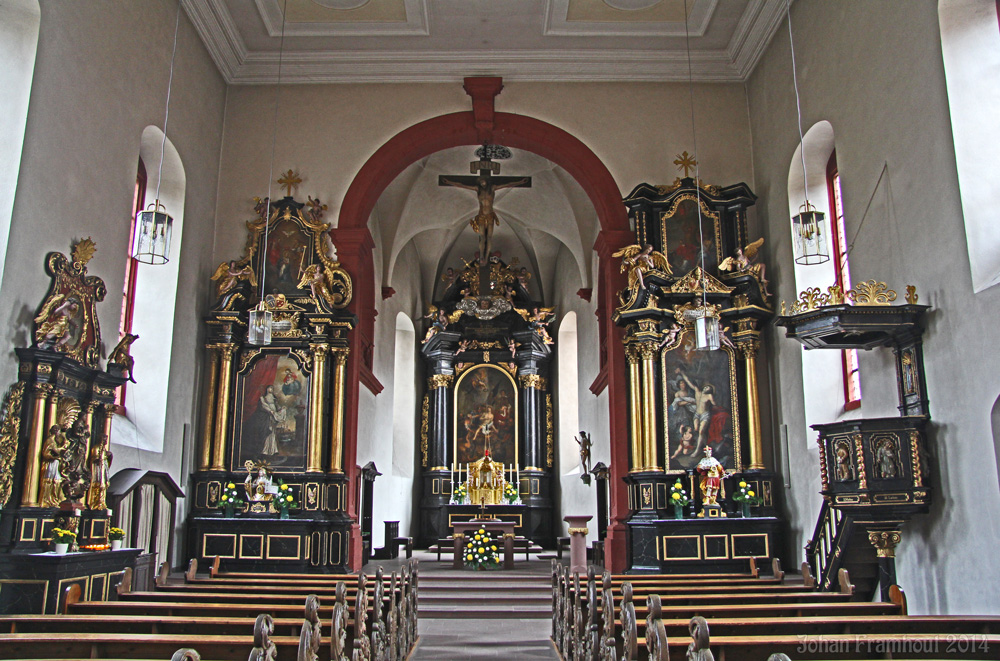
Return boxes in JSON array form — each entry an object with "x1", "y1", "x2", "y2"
[{"x1": 1, "y1": 0, "x2": 1000, "y2": 657}]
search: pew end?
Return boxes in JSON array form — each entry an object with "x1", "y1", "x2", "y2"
[
  {"x1": 889, "y1": 584, "x2": 908, "y2": 615},
  {"x1": 117, "y1": 567, "x2": 133, "y2": 596},
  {"x1": 801, "y1": 561, "x2": 815, "y2": 588},
  {"x1": 185, "y1": 558, "x2": 198, "y2": 582},
  {"x1": 771, "y1": 557, "x2": 784, "y2": 583},
  {"x1": 838, "y1": 568, "x2": 854, "y2": 595},
  {"x1": 62, "y1": 583, "x2": 82, "y2": 614},
  {"x1": 171, "y1": 648, "x2": 201, "y2": 661},
  {"x1": 156, "y1": 561, "x2": 170, "y2": 587},
  {"x1": 749, "y1": 556, "x2": 760, "y2": 578},
  {"x1": 210, "y1": 555, "x2": 220, "y2": 578}
]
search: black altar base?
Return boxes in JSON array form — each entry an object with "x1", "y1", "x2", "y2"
[
  {"x1": 628, "y1": 516, "x2": 782, "y2": 574},
  {"x1": 434, "y1": 504, "x2": 542, "y2": 544},
  {"x1": 0, "y1": 547, "x2": 142, "y2": 614},
  {"x1": 187, "y1": 514, "x2": 351, "y2": 573}
]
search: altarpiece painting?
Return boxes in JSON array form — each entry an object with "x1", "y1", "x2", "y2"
[{"x1": 453, "y1": 364, "x2": 517, "y2": 466}]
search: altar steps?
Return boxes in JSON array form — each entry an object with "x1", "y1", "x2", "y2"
[{"x1": 418, "y1": 574, "x2": 553, "y2": 619}]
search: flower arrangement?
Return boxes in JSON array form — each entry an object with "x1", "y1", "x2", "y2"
[
  {"x1": 219, "y1": 482, "x2": 245, "y2": 513},
  {"x1": 464, "y1": 527, "x2": 501, "y2": 570},
  {"x1": 452, "y1": 482, "x2": 468, "y2": 505},
  {"x1": 732, "y1": 480, "x2": 762, "y2": 516},
  {"x1": 274, "y1": 480, "x2": 298, "y2": 517},
  {"x1": 108, "y1": 527, "x2": 125, "y2": 541},
  {"x1": 51, "y1": 528, "x2": 76, "y2": 544},
  {"x1": 669, "y1": 481, "x2": 690, "y2": 507},
  {"x1": 503, "y1": 482, "x2": 519, "y2": 504}
]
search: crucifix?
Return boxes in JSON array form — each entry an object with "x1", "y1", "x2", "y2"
[{"x1": 439, "y1": 156, "x2": 531, "y2": 284}]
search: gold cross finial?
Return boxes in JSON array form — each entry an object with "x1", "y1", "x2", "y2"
[
  {"x1": 674, "y1": 151, "x2": 698, "y2": 178},
  {"x1": 277, "y1": 169, "x2": 302, "y2": 197}
]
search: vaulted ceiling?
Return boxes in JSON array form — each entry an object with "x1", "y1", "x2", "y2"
[{"x1": 183, "y1": 0, "x2": 789, "y2": 83}]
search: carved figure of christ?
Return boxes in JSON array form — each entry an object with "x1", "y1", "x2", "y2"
[{"x1": 438, "y1": 171, "x2": 531, "y2": 263}]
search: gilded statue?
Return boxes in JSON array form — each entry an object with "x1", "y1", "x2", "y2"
[
  {"x1": 695, "y1": 446, "x2": 727, "y2": 508},
  {"x1": 612, "y1": 244, "x2": 672, "y2": 291},
  {"x1": 244, "y1": 460, "x2": 275, "y2": 502},
  {"x1": 34, "y1": 295, "x2": 81, "y2": 350},
  {"x1": 87, "y1": 433, "x2": 112, "y2": 510},
  {"x1": 719, "y1": 237, "x2": 769, "y2": 297},
  {"x1": 421, "y1": 307, "x2": 450, "y2": 343},
  {"x1": 211, "y1": 260, "x2": 256, "y2": 303},
  {"x1": 107, "y1": 333, "x2": 139, "y2": 383},
  {"x1": 60, "y1": 417, "x2": 92, "y2": 505},
  {"x1": 518, "y1": 306, "x2": 555, "y2": 344},
  {"x1": 297, "y1": 263, "x2": 348, "y2": 309},
  {"x1": 39, "y1": 399, "x2": 81, "y2": 507}
]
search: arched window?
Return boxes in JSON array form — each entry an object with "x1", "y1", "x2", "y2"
[
  {"x1": 0, "y1": 0, "x2": 40, "y2": 289},
  {"x1": 826, "y1": 152, "x2": 861, "y2": 410},
  {"x1": 391, "y1": 312, "x2": 416, "y2": 478},
  {"x1": 115, "y1": 158, "x2": 147, "y2": 412},
  {"x1": 110, "y1": 127, "x2": 185, "y2": 454},
  {"x1": 939, "y1": 0, "x2": 1000, "y2": 292},
  {"x1": 788, "y1": 122, "x2": 861, "y2": 428}
]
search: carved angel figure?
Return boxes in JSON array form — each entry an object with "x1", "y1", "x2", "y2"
[
  {"x1": 211, "y1": 260, "x2": 256, "y2": 300},
  {"x1": 658, "y1": 322, "x2": 682, "y2": 349},
  {"x1": 107, "y1": 333, "x2": 139, "y2": 383},
  {"x1": 612, "y1": 244, "x2": 672, "y2": 292},
  {"x1": 422, "y1": 307, "x2": 450, "y2": 343},
  {"x1": 297, "y1": 263, "x2": 347, "y2": 309},
  {"x1": 719, "y1": 237, "x2": 769, "y2": 297},
  {"x1": 35, "y1": 295, "x2": 81, "y2": 350},
  {"x1": 518, "y1": 307, "x2": 555, "y2": 344}
]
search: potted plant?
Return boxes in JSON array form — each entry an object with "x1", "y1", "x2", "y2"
[
  {"x1": 108, "y1": 527, "x2": 125, "y2": 550},
  {"x1": 452, "y1": 482, "x2": 467, "y2": 505},
  {"x1": 51, "y1": 528, "x2": 76, "y2": 554},
  {"x1": 274, "y1": 480, "x2": 298, "y2": 519},
  {"x1": 669, "y1": 480, "x2": 690, "y2": 519},
  {"x1": 463, "y1": 527, "x2": 501, "y2": 570},
  {"x1": 503, "y1": 481, "x2": 519, "y2": 504},
  {"x1": 732, "y1": 480, "x2": 762, "y2": 518},
  {"x1": 219, "y1": 482, "x2": 245, "y2": 517}
]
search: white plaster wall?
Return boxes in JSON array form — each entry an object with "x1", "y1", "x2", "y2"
[
  {"x1": 747, "y1": 0, "x2": 1000, "y2": 614},
  {"x1": 0, "y1": 2, "x2": 227, "y2": 565}
]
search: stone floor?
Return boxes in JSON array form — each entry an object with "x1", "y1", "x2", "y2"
[{"x1": 362, "y1": 549, "x2": 561, "y2": 660}]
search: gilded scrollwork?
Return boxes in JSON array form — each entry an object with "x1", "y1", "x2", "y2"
[
  {"x1": 909, "y1": 430, "x2": 924, "y2": 488},
  {"x1": 853, "y1": 433, "x2": 868, "y2": 490},
  {"x1": 420, "y1": 395, "x2": 429, "y2": 468},
  {"x1": 847, "y1": 280, "x2": 897, "y2": 306},
  {"x1": 670, "y1": 266, "x2": 733, "y2": 295},
  {"x1": 0, "y1": 383, "x2": 26, "y2": 508},
  {"x1": 427, "y1": 374, "x2": 454, "y2": 390},
  {"x1": 519, "y1": 374, "x2": 547, "y2": 390},
  {"x1": 867, "y1": 530, "x2": 902, "y2": 558},
  {"x1": 546, "y1": 394, "x2": 553, "y2": 468}
]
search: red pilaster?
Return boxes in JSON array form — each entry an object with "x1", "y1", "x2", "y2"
[{"x1": 595, "y1": 229, "x2": 633, "y2": 573}]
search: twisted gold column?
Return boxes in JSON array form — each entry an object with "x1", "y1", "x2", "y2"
[
  {"x1": 198, "y1": 346, "x2": 220, "y2": 471},
  {"x1": 210, "y1": 344, "x2": 236, "y2": 471},
  {"x1": 306, "y1": 344, "x2": 329, "y2": 473},
  {"x1": 328, "y1": 348, "x2": 349, "y2": 473}
]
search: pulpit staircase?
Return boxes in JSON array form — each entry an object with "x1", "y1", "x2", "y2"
[{"x1": 805, "y1": 500, "x2": 879, "y2": 598}]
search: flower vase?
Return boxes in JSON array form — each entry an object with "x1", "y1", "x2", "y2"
[
  {"x1": 673, "y1": 505, "x2": 684, "y2": 520},
  {"x1": 224, "y1": 504, "x2": 234, "y2": 518},
  {"x1": 741, "y1": 503, "x2": 751, "y2": 519},
  {"x1": 279, "y1": 508, "x2": 289, "y2": 520},
  {"x1": 110, "y1": 539, "x2": 122, "y2": 551},
  {"x1": 54, "y1": 543, "x2": 69, "y2": 555}
]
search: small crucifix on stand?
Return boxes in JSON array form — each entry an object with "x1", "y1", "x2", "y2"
[{"x1": 439, "y1": 150, "x2": 531, "y2": 292}]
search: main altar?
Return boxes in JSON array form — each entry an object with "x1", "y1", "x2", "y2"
[{"x1": 417, "y1": 149, "x2": 555, "y2": 548}]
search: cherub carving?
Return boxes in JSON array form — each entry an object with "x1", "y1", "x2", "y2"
[
  {"x1": 210, "y1": 260, "x2": 256, "y2": 301},
  {"x1": 107, "y1": 333, "x2": 139, "y2": 383},
  {"x1": 455, "y1": 339, "x2": 469, "y2": 355},
  {"x1": 34, "y1": 295, "x2": 81, "y2": 350},
  {"x1": 612, "y1": 244, "x2": 672, "y2": 291},
  {"x1": 297, "y1": 263, "x2": 347, "y2": 309},
  {"x1": 507, "y1": 337, "x2": 518, "y2": 358},
  {"x1": 658, "y1": 323, "x2": 682, "y2": 349},
  {"x1": 305, "y1": 196, "x2": 328, "y2": 223},
  {"x1": 719, "y1": 237, "x2": 769, "y2": 297},
  {"x1": 422, "y1": 307, "x2": 449, "y2": 343},
  {"x1": 252, "y1": 196, "x2": 270, "y2": 221},
  {"x1": 518, "y1": 307, "x2": 555, "y2": 344}
]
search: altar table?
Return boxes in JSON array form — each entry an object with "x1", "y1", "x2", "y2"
[{"x1": 452, "y1": 519, "x2": 516, "y2": 570}]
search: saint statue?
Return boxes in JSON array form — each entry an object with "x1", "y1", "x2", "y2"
[
  {"x1": 244, "y1": 460, "x2": 275, "y2": 501},
  {"x1": 695, "y1": 446, "x2": 727, "y2": 508},
  {"x1": 40, "y1": 425, "x2": 70, "y2": 507},
  {"x1": 87, "y1": 434, "x2": 113, "y2": 510}
]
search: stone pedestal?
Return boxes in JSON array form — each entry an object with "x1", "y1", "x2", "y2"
[{"x1": 564, "y1": 514, "x2": 592, "y2": 574}]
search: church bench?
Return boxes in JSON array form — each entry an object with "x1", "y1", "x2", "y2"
[
  {"x1": 0, "y1": 614, "x2": 313, "y2": 637},
  {"x1": 0, "y1": 632, "x2": 312, "y2": 661}
]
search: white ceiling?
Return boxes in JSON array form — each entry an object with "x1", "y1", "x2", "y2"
[{"x1": 182, "y1": 0, "x2": 790, "y2": 83}]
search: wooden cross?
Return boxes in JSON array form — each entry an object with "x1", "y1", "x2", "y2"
[
  {"x1": 277, "y1": 169, "x2": 302, "y2": 197},
  {"x1": 674, "y1": 151, "x2": 698, "y2": 178}
]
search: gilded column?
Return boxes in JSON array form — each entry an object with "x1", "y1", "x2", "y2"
[
  {"x1": 198, "y1": 346, "x2": 220, "y2": 471},
  {"x1": 306, "y1": 343, "x2": 329, "y2": 473},
  {"x1": 625, "y1": 345, "x2": 643, "y2": 473},
  {"x1": 328, "y1": 348, "x2": 349, "y2": 473},
  {"x1": 22, "y1": 384, "x2": 54, "y2": 507},
  {"x1": 637, "y1": 341, "x2": 660, "y2": 471},
  {"x1": 737, "y1": 329, "x2": 765, "y2": 470},
  {"x1": 80, "y1": 401, "x2": 98, "y2": 473},
  {"x1": 211, "y1": 344, "x2": 236, "y2": 471}
]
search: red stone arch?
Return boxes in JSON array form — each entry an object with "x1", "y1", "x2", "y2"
[{"x1": 331, "y1": 95, "x2": 632, "y2": 571}]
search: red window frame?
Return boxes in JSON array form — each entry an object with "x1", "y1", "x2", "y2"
[
  {"x1": 116, "y1": 158, "x2": 147, "y2": 413},
  {"x1": 827, "y1": 151, "x2": 861, "y2": 411}
]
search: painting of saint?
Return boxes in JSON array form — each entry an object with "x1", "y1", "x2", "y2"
[
  {"x1": 454, "y1": 365, "x2": 517, "y2": 466},
  {"x1": 235, "y1": 353, "x2": 310, "y2": 471},
  {"x1": 663, "y1": 198, "x2": 719, "y2": 275},
  {"x1": 663, "y1": 331, "x2": 737, "y2": 472},
  {"x1": 263, "y1": 219, "x2": 310, "y2": 297}
]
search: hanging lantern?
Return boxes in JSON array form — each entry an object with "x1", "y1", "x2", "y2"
[
  {"x1": 690, "y1": 307, "x2": 721, "y2": 352},
  {"x1": 132, "y1": 200, "x2": 173, "y2": 265},
  {"x1": 248, "y1": 301, "x2": 272, "y2": 346},
  {"x1": 792, "y1": 201, "x2": 829, "y2": 265}
]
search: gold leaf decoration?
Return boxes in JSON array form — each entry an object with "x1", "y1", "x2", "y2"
[
  {"x1": 847, "y1": 280, "x2": 897, "y2": 306},
  {"x1": 72, "y1": 238, "x2": 97, "y2": 265}
]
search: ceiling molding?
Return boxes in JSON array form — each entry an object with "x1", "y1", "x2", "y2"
[
  {"x1": 255, "y1": 0, "x2": 430, "y2": 37},
  {"x1": 184, "y1": 0, "x2": 789, "y2": 84},
  {"x1": 543, "y1": 0, "x2": 716, "y2": 37}
]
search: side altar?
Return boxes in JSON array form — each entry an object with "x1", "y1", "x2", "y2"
[
  {"x1": 614, "y1": 162, "x2": 782, "y2": 571},
  {"x1": 418, "y1": 149, "x2": 555, "y2": 548},
  {"x1": 187, "y1": 191, "x2": 358, "y2": 572}
]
